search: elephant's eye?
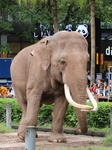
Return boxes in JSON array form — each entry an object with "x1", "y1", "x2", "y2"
[{"x1": 60, "y1": 59, "x2": 66, "y2": 65}]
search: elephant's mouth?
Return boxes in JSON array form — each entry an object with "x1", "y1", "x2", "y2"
[{"x1": 64, "y1": 84, "x2": 98, "y2": 112}]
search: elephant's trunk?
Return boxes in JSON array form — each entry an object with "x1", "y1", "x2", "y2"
[
  {"x1": 64, "y1": 83, "x2": 98, "y2": 134},
  {"x1": 76, "y1": 108, "x2": 88, "y2": 134}
]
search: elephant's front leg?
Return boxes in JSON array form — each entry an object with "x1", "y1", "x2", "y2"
[
  {"x1": 18, "y1": 91, "x2": 42, "y2": 140},
  {"x1": 48, "y1": 95, "x2": 68, "y2": 143}
]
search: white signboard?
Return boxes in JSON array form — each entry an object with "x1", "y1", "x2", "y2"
[{"x1": 105, "y1": 46, "x2": 112, "y2": 55}]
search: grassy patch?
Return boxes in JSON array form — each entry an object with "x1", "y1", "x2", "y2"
[
  {"x1": 0, "y1": 123, "x2": 15, "y2": 133},
  {"x1": 101, "y1": 134, "x2": 112, "y2": 146},
  {"x1": 74, "y1": 148, "x2": 112, "y2": 150},
  {"x1": 88, "y1": 127, "x2": 110, "y2": 132},
  {"x1": 54, "y1": 147, "x2": 112, "y2": 150}
]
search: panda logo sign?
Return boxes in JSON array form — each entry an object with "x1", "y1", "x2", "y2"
[
  {"x1": 76, "y1": 24, "x2": 89, "y2": 38},
  {"x1": 65, "y1": 24, "x2": 72, "y2": 31}
]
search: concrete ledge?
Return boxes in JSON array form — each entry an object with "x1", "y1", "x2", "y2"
[{"x1": 12, "y1": 125, "x2": 107, "y2": 137}]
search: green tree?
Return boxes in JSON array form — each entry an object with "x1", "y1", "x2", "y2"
[
  {"x1": 90, "y1": 0, "x2": 95, "y2": 85},
  {"x1": 4, "y1": 1, "x2": 54, "y2": 41},
  {"x1": 53, "y1": 0, "x2": 58, "y2": 33},
  {"x1": 96, "y1": 0, "x2": 112, "y2": 24},
  {"x1": 0, "y1": 0, "x2": 16, "y2": 32},
  {"x1": 16, "y1": 0, "x2": 58, "y2": 33}
]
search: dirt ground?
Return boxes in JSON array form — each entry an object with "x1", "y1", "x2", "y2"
[{"x1": 0, "y1": 131, "x2": 110, "y2": 150}]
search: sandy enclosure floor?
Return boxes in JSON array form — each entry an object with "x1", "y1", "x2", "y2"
[{"x1": 0, "y1": 131, "x2": 107, "y2": 150}]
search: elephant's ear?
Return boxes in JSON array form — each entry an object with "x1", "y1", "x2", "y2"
[{"x1": 30, "y1": 43, "x2": 50, "y2": 71}]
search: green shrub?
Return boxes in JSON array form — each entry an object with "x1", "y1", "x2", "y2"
[
  {"x1": 0, "y1": 98, "x2": 112, "y2": 129},
  {"x1": 0, "y1": 98, "x2": 22, "y2": 123},
  {"x1": 87, "y1": 102, "x2": 112, "y2": 128},
  {"x1": 64, "y1": 105, "x2": 78, "y2": 127},
  {"x1": 38, "y1": 104, "x2": 53, "y2": 126}
]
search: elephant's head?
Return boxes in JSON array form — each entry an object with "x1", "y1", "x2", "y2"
[{"x1": 30, "y1": 31, "x2": 98, "y2": 134}]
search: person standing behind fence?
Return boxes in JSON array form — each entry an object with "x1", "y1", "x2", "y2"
[
  {"x1": 87, "y1": 71, "x2": 91, "y2": 87},
  {"x1": 104, "y1": 82, "x2": 108, "y2": 96},
  {"x1": 105, "y1": 70, "x2": 109, "y2": 84},
  {"x1": 0, "y1": 85, "x2": 8, "y2": 98},
  {"x1": 102, "y1": 69, "x2": 106, "y2": 82}
]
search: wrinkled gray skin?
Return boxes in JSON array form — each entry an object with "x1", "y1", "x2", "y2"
[{"x1": 11, "y1": 31, "x2": 89, "y2": 143}]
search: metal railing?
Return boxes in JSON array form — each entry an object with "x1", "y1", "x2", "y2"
[{"x1": 108, "y1": 66, "x2": 112, "y2": 100}]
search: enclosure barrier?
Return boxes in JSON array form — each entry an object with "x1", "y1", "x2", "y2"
[
  {"x1": 25, "y1": 126, "x2": 36, "y2": 150},
  {"x1": 110, "y1": 107, "x2": 112, "y2": 134},
  {"x1": 108, "y1": 66, "x2": 112, "y2": 100},
  {"x1": 6, "y1": 104, "x2": 11, "y2": 127}
]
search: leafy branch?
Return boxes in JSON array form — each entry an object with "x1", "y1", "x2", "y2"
[{"x1": 0, "y1": 44, "x2": 12, "y2": 54}]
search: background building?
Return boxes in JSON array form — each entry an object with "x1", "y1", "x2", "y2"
[{"x1": 96, "y1": 19, "x2": 112, "y2": 74}]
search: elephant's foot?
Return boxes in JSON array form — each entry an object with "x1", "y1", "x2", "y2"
[
  {"x1": 18, "y1": 132, "x2": 25, "y2": 141},
  {"x1": 17, "y1": 124, "x2": 26, "y2": 141},
  {"x1": 48, "y1": 133, "x2": 67, "y2": 143},
  {"x1": 18, "y1": 123, "x2": 38, "y2": 141},
  {"x1": 77, "y1": 125, "x2": 88, "y2": 134},
  {"x1": 18, "y1": 132, "x2": 38, "y2": 141},
  {"x1": 16, "y1": 136, "x2": 25, "y2": 142}
]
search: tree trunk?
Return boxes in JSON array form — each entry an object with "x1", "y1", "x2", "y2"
[
  {"x1": 53, "y1": 0, "x2": 58, "y2": 33},
  {"x1": 90, "y1": 0, "x2": 95, "y2": 86}
]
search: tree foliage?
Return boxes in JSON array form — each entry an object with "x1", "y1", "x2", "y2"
[
  {"x1": 96, "y1": 0, "x2": 112, "y2": 23},
  {"x1": 0, "y1": 0, "x2": 111, "y2": 40},
  {"x1": 0, "y1": 44, "x2": 12, "y2": 54}
]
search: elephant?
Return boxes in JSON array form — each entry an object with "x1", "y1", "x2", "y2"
[{"x1": 10, "y1": 31, "x2": 98, "y2": 143}]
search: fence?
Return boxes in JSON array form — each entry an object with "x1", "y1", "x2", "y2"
[{"x1": 108, "y1": 66, "x2": 112, "y2": 100}]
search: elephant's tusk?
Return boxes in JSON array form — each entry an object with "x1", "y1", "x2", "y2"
[
  {"x1": 64, "y1": 84, "x2": 93, "y2": 110},
  {"x1": 81, "y1": 88, "x2": 98, "y2": 112}
]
